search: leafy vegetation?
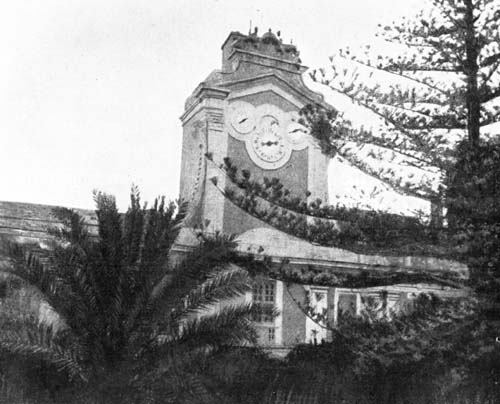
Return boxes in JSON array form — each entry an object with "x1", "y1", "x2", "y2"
[
  {"x1": 1, "y1": 2, "x2": 499, "y2": 403},
  {"x1": 265, "y1": 292, "x2": 500, "y2": 404},
  {"x1": 213, "y1": 156, "x2": 454, "y2": 259},
  {"x1": 279, "y1": 1, "x2": 500, "y2": 402},
  {"x1": 0, "y1": 188, "x2": 266, "y2": 403},
  {"x1": 309, "y1": 0, "x2": 500, "y2": 202}
]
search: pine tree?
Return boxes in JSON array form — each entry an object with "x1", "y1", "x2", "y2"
[
  {"x1": 296, "y1": 3, "x2": 500, "y2": 400},
  {"x1": 309, "y1": 0, "x2": 500, "y2": 203}
]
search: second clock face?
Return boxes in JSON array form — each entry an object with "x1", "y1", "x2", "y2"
[
  {"x1": 226, "y1": 101, "x2": 310, "y2": 170},
  {"x1": 229, "y1": 101, "x2": 255, "y2": 134}
]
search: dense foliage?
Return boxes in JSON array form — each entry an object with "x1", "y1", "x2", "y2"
[
  {"x1": 446, "y1": 138, "x2": 500, "y2": 318},
  {"x1": 214, "y1": 156, "x2": 453, "y2": 259},
  {"x1": 308, "y1": 0, "x2": 500, "y2": 202},
  {"x1": 267, "y1": 2, "x2": 500, "y2": 402},
  {"x1": 0, "y1": 188, "x2": 266, "y2": 403},
  {"x1": 2, "y1": 2, "x2": 499, "y2": 403},
  {"x1": 265, "y1": 293, "x2": 500, "y2": 404}
]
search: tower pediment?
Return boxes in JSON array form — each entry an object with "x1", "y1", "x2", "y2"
[
  {"x1": 184, "y1": 30, "x2": 330, "y2": 115},
  {"x1": 224, "y1": 73, "x2": 326, "y2": 109},
  {"x1": 184, "y1": 70, "x2": 329, "y2": 117}
]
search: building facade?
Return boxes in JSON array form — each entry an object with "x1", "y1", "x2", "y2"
[
  {"x1": 174, "y1": 29, "x2": 468, "y2": 352},
  {"x1": 0, "y1": 30, "x2": 468, "y2": 354}
]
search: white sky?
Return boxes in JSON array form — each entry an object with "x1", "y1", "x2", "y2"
[{"x1": 0, "y1": 0, "x2": 423, "y2": 211}]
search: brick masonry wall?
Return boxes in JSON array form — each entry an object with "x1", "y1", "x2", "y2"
[
  {"x1": 0, "y1": 201, "x2": 97, "y2": 261},
  {"x1": 222, "y1": 136, "x2": 309, "y2": 235},
  {"x1": 221, "y1": 91, "x2": 309, "y2": 235},
  {"x1": 281, "y1": 282, "x2": 307, "y2": 346},
  {"x1": 0, "y1": 201, "x2": 97, "y2": 329},
  {"x1": 222, "y1": 196, "x2": 274, "y2": 236},
  {"x1": 179, "y1": 119, "x2": 207, "y2": 227}
]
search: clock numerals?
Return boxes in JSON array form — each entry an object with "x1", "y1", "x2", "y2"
[
  {"x1": 251, "y1": 115, "x2": 287, "y2": 164},
  {"x1": 228, "y1": 103, "x2": 302, "y2": 169}
]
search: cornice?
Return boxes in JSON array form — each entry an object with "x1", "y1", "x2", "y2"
[
  {"x1": 180, "y1": 85, "x2": 229, "y2": 123},
  {"x1": 171, "y1": 241, "x2": 464, "y2": 281},
  {"x1": 228, "y1": 48, "x2": 307, "y2": 73},
  {"x1": 221, "y1": 72, "x2": 328, "y2": 108}
]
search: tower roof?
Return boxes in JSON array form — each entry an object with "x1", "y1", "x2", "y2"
[{"x1": 221, "y1": 28, "x2": 303, "y2": 71}]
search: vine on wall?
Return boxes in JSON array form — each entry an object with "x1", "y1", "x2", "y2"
[
  {"x1": 209, "y1": 155, "x2": 454, "y2": 259},
  {"x1": 262, "y1": 259, "x2": 463, "y2": 288}
]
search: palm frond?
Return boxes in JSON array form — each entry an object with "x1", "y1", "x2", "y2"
[
  {"x1": 0, "y1": 320, "x2": 87, "y2": 382},
  {"x1": 4, "y1": 244, "x2": 74, "y2": 318},
  {"x1": 149, "y1": 233, "x2": 239, "y2": 306},
  {"x1": 3, "y1": 187, "x2": 260, "y2": 392},
  {"x1": 6, "y1": 243, "x2": 50, "y2": 284},
  {"x1": 138, "y1": 361, "x2": 217, "y2": 404},
  {"x1": 5, "y1": 241, "x2": 110, "y2": 369},
  {"x1": 165, "y1": 199, "x2": 189, "y2": 244},
  {"x1": 123, "y1": 285, "x2": 153, "y2": 345},
  {"x1": 174, "y1": 265, "x2": 251, "y2": 320},
  {"x1": 173, "y1": 303, "x2": 258, "y2": 349},
  {"x1": 6, "y1": 243, "x2": 104, "y2": 344},
  {"x1": 122, "y1": 185, "x2": 146, "y2": 268},
  {"x1": 49, "y1": 207, "x2": 91, "y2": 249},
  {"x1": 107, "y1": 268, "x2": 126, "y2": 349},
  {"x1": 93, "y1": 190, "x2": 123, "y2": 275},
  {"x1": 139, "y1": 199, "x2": 187, "y2": 283}
]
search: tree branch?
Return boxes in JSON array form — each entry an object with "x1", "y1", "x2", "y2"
[
  {"x1": 334, "y1": 55, "x2": 452, "y2": 96},
  {"x1": 338, "y1": 152, "x2": 435, "y2": 201},
  {"x1": 480, "y1": 87, "x2": 500, "y2": 103}
]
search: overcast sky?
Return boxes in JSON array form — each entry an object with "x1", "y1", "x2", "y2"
[{"x1": 0, "y1": 0, "x2": 423, "y2": 211}]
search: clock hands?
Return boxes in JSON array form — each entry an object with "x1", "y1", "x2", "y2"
[{"x1": 230, "y1": 103, "x2": 304, "y2": 168}]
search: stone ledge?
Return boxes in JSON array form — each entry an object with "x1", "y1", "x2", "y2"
[{"x1": 173, "y1": 225, "x2": 468, "y2": 281}]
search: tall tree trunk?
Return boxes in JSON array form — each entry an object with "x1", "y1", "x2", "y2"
[{"x1": 464, "y1": 0, "x2": 481, "y2": 149}]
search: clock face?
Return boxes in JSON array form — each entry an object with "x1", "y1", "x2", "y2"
[
  {"x1": 226, "y1": 101, "x2": 311, "y2": 170},
  {"x1": 252, "y1": 115, "x2": 287, "y2": 163},
  {"x1": 286, "y1": 122, "x2": 307, "y2": 145},
  {"x1": 228, "y1": 101, "x2": 256, "y2": 136}
]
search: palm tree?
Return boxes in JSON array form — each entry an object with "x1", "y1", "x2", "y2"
[{"x1": 0, "y1": 187, "x2": 261, "y2": 403}]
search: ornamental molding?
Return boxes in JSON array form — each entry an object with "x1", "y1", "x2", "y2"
[
  {"x1": 180, "y1": 88, "x2": 229, "y2": 124},
  {"x1": 206, "y1": 110, "x2": 224, "y2": 132},
  {"x1": 225, "y1": 101, "x2": 312, "y2": 170}
]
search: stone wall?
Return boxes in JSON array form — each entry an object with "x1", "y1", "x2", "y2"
[
  {"x1": 281, "y1": 283, "x2": 307, "y2": 346},
  {"x1": 0, "y1": 201, "x2": 98, "y2": 330},
  {"x1": 0, "y1": 201, "x2": 97, "y2": 266}
]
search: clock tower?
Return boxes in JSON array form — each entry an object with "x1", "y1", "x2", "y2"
[
  {"x1": 175, "y1": 30, "x2": 467, "y2": 351},
  {"x1": 179, "y1": 29, "x2": 330, "y2": 235}
]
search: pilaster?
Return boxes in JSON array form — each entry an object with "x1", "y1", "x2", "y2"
[
  {"x1": 307, "y1": 142, "x2": 330, "y2": 205},
  {"x1": 274, "y1": 280, "x2": 284, "y2": 346},
  {"x1": 181, "y1": 88, "x2": 229, "y2": 233}
]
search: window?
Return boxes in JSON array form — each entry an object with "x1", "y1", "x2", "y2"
[
  {"x1": 252, "y1": 280, "x2": 275, "y2": 303},
  {"x1": 268, "y1": 327, "x2": 275, "y2": 342},
  {"x1": 264, "y1": 283, "x2": 274, "y2": 302},
  {"x1": 252, "y1": 280, "x2": 275, "y2": 323},
  {"x1": 338, "y1": 293, "x2": 356, "y2": 317},
  {"x1": 252, "y1": 283, "x2": 263, "y2": 302}
]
